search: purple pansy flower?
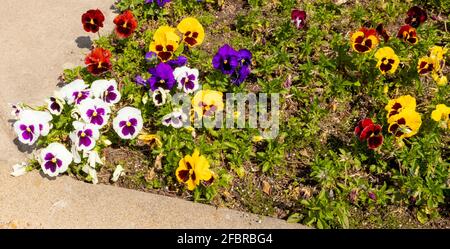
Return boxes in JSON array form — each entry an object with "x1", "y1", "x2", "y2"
[
  {"x1": 145, "y1": 0, "x2": 171, "y2": 7},
  {"x1": 232, "y1": 65, "x2": 251, "y2": 86},
  {"x1": 238, "y1": 49, "x2": 252, "y2": 67},
  {"x1": 91, "y1": 79, "x2": 121, "y2": 105},
  {"x1": 60, "y1": 79, "x2": 91, "y2": 105},
  {"x1": 167, "y1": 56, "x2": 188, "y2": 68},
  {"x1": 113, "y1": 107, "x2": 143, "y2": 139},
  {"x1": 39, "y1": 143, "x2": 73, "y2": 177},
  {"x1": 78, "y1": 98, "x2": 111, "y2": 128},
  {"x1": 147, "y1": 62, "x2": 176, "y2": 91},
  {"x1": 70, "y1": 121, "x2": 100, "y2": 151},
  {"x1": 173, "y1": 66, "x2": 200, "y2": 93},
  {"x1": 212, "y1": 44, "x2": 239, "y2": 75},
  {"x1": 162, "y1": 109, "x2": 187, "y2": 128},
  {"x1": 13, "y1": 110, "x2": 53, "y2": 145},
  {"x1": 135, "y1": 75, "x2": 148, "y2": 87}
]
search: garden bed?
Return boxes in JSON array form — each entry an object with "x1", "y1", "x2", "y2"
[{"x1": 10, "y1": 0, "x2": 450, "y2": 228}]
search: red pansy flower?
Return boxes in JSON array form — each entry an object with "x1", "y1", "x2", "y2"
[
  {"x1": 354, "y1": 118, "x2": 373, "y2": 141},
  {"x1": 291, "y1": 10, "x2": 307, "y2": 30},
  {"x1": 81, "y1": 9, "x2": 105, "y2": 33},
  {"x1": 85, "y1": 48, "x2": 112, "y2": 75},
  {"x1": 405, "y1": 6, "x2": 427, "y2": 28},
  {"x1": 397, "y1": 25, "x2": 418, "y2": 45},
  {"x1": 355, "y1": 118, "x2": 383, "y2": 150},
  {"x1": 113, "y1": 10, "x2": 138, "y2": 39}
]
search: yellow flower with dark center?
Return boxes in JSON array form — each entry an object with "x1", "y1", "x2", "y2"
[
  {"x1": 385, "y1": 95, "x2": 417, "y2": 119},
  {"x1": 375, "y1": 47, "x2": 400, "y2": 74},
  {"x1": 192, "y1": 90, "x2": 224, "y2": 118},
  {"x1": 350, "y1": 28, "x2": 379, "y2": 53},
  {"x1": 176, "y1": 149, "x2": 214, "y2": 191},
  {"x1": 431, "y1": 104, "x2": 450, "y2": 129},
  {"x1": 417, "y1": 56, "x2": 435, "y2": 75},
  {"x1": 388, "y1": 109, "x2": 422, "y2": 139},
  {"x1": 177, "y1": 17, "x2": 205, "y2": 47},
  {"x1": 429, "y1": 46, "x2": 447, "y2": 71},
  {"x1": 149, "y1": 26, "x2": 180, "y2": 62},
  {"x1": 137, "y1": 133, "x2": 162, "y2": 148}
]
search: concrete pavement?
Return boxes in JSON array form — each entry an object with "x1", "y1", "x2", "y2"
[{"x1": 0, "y1": 0, "x2": 306, "y2": 228}]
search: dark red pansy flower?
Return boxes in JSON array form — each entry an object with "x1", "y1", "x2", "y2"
[
  {"x1": 355, "y1": 118, "x2": 383, "y2": 150},
  {"x1": 85, "y1": 47, "x2": 112, "y2": 75},
  {"x1": 397, "y1": 24, "x2": 418, "y2": 45},
  {"x1": 354, "y1": 118, "x2": 373, "y2": 141},
  {"x1": 405, "y1": 6, "x2": 427, "y2": 28},
  {"x1": 81, "y1": 9, "x2": 105, "y2": 33},
  {"x1": 376, "y1": 23, "x2": 390, "y2": 43},
  {"x1": 291, "y1": 9, "x2": 307, "y2": 30},
  {"x1": 113, "y1": 10, "x2": 138, "y2": 39}
]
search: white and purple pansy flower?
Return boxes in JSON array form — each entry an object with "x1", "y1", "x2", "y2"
[
  {"x1": 162, "y1": 109, "x2": 188, "y2": 128},
  {"x1": 151, "y1": 87, "x2": 170, "y2": 106},
  {"x1": 91, "y1": 79, "x2": 121, "y2": 105},
  {"x1": 13, "y1": 110, "x2": 53, "y2": 145},
  {"x1": 9, "y1": 103, "x2": 24, "y2": 118},
  {"x1": 60, "y1": 79, "x2": 91, "y2": 105},
  {"x1": 113, "y1": 107, "x2": 143, "y2": 139},
  {"x1": 39, "y1": 142, "x2": 73, "y2": 177},
  {"x1": 45, "y1": 91, "x2": 65, "y2": 116},
  {"x1": 78, "y1": 98, "x2": 111, "y2": 128},
  {"x1": 69, "y1": 121, "x2": 100, "y2": 151},
  {"x1": 173, "y1": 66, "x2": 200, "y2": 94}
]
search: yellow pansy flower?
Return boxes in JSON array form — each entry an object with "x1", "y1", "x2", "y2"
[
  {"x1": 176, "y1": 149, "x2": 214, "y2": 191},
  {"x1": 177, "y1": 17, "x2": 205, "y2": 47},
  {"x1": 375, "y1": 47, "x2": 400, "y2": 74},
  {"x1": 385, "y1": 95, "x2": 417, "y2": 119},
  {"x1": 432, "y1": 72, "x2": 448, "y2": 86},
  {"x1": 388, "y1": 109, "x2": 422, "y2": 139},
  {"x1": 149, "y1": 26, "x2": 180, "y2": 61},
  {"x1": 192, "y1": 90, "x2": 224, "y2": 118},
  {"x1": 431, "y1": 104, "x2": 450, "y2": 129}
]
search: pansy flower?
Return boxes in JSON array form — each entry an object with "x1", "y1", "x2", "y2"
[
  {"x1": 69, "y1": 121, "x2": 100, "y2": 151},
  {"x1": 145, "y1": 0, "x2": 171, "y2": 7},
  {"x1": 78, "y1": 98, "x2": 111, "y2": 128},
  {"x1": 350, "y1": 27, "x2": 379, "y2": 53},
  {"x1": 39, "y1": 143, "x2": 73, "y2": 177},
  {"x1": 397, "y1": 25, "x2": 418, "y2": 45},
  {"x1": 14, "y1": 119, "x2": 40, "y2": 145},
  {"x1": 388, "y1": 109, "x2": 422, "y2": 139},
  {"x1": 429, "y1": 46, "x2": 447, "y2": 72},
  {"x1": 91, "y1": 79, "x2": 121, "y2": 105},
  {"x1": 232, "y1": 66, "x2": 251, "y2": 85},
  {"x1": 60, "y1": 79, "x2": 91, "y2": 105},
  {"x1": 113, "y1": 10, "x2": 138, "y2": 39},
  {"x1": 177, "y1": 17, "x2": 205, "y2": 47},
  {"x1": 113, "y1": 107, "x2": 143, "y2": 139},
  {"x1": 9, "y1": 103, "x2": 24, "y2": 118},
  {"x1": 13, "y1": 110, "x2": 53, "y2": 145},
  {"x1": 354, "y1": 118, "x2": 374, "y2": 140},
  {"x1": 405, "y1": 6, "x2": 427, "y2": 28},
  {"x1": 145, "y1": 51, "x2": 158, "y2": 63},
  {"x1": 291, "y1": 9, "x2": 306, "y2": 30},
  {"x1": 212, "y1": 44, "x2": 239, "y2": 75},
  {"x1": 45, "y1": 91, "x2": 65, "y2": 116},
  {"x1": 385, "y1": 95, "x2": 417, "y2": 118},
  {"x1": 173, "y1": 66, "x2": 200, "y2": 93},
  {"x1": 151, "y1": 87, "x2": 169, "y2": 106},
  {"x1": 166, "y1": 56, "x2": 188, "y2": 68},
  {"x1": 148, "y1": 62, "x2": 176, "y2": 91},
  {"x1": 417, "y1": 56, "x2": 435, "y2": 75},
  {"x1": 354, "y1": 118, "x2": 383, "y2": 150},
  {"x1": 149, "y1": 26, "x2": 180, "y2": 62},
  {"x1": 162, "y1": 109, "x2": 188, "y2": 128},
  {"x1": 192, "y1": 90, "x2": 224, "y2": 118},
  {"x1": 176, "y1": 149, "x2": 214, "y2": 191},
  {"x1": 431, "y1": 104, "x2": 450, "y2": 129},
  {"x1": 374, "y1": 47, "x2": 400, "y2": 74},
  {"x1": 81, "y1": 9, "x2": 105, "y2": 33},
  {"x1": 85, "y1": 47, "x2": 112, "y2": 75}
]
